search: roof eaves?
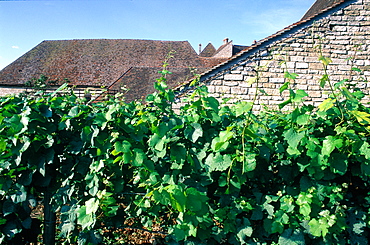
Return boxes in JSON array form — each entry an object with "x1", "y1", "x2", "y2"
[{"x1": 175, "y1": 0, "x2": 352, "y2": 92}]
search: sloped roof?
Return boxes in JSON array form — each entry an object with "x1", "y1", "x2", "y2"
[
  {"x1": 0, "y1": 39, "x2": 207, "y2": 88},
  {"x1": 105, "y1": 66, "x2": 210, "y2": 102},
  {"x1": 301, "y1": 0, "x2": 344, "y2": 20},
  {"x1": 175, "y1": 0, "x2": 352, "y2": 91},
  {"x1": 212, "y1": 40, "x2": 248, "y2": 58},
  {"x1": 212, "y1": 41, "x2": 233, "y2": 58},
  {"x1": 233, "y1": 45, "x2": 249, "y2": 54},
  {"x1": 199, "y1": 43, "x2": 216, "y2": 57}
]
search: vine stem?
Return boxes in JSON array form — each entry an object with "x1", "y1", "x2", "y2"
[
  {"x1": 241, "y1": 67, "x2": 260, "y2": 174},
  {"x1": 315, "y1": 34, "x2": 345, "y2": 123}
]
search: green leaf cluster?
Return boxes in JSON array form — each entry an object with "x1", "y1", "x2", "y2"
[{"x1": 1, "y1": 64, "x2": 370, "y2": 244}]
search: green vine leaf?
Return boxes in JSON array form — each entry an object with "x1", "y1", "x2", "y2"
[
  {"x1": 321, "y1": 136, "x2": 342, "y2": 157},
  {"x1": 205, "y1": 153, "x2": 232, "y2": 172},
  {"x1": 318, "y1": 98, "x2": 336, "y2": 111},
  {"x1": 319, "y1": 56, "x2": 332, "y2": 66},
  {"x1": 184, "y1": 123, "x2": 203, "y2": 143},
  {"x1": 76, "y1": 206, "x2": 95, "y2": 230},
  {"x1": 352, "y1": 110, "x2": 370, "y2": 125}
]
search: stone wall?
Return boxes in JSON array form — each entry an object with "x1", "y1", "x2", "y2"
[
  {"x1": 0, "y1": 87, "x2": 26, "y2": 97},
  {"x1": 175, "y1": 0, "x2": 370, "y2": 111},
  {"x1": 0, "y1": 86, "x2": 104, "y2": 100}
]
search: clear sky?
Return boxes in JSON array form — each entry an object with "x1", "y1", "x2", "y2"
[{"x1": 0, "y1": 0, "x2": 315, "y2": 70}]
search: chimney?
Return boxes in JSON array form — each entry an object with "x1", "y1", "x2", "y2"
[
  {"x1": 199, "y1": 43, "x2": 202, "y2": 54},
  {"x1": 223, "y1": 38, "x2": 229, "y2": 44}
]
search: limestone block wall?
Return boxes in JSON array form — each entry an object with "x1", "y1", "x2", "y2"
[
  {"x1": 175, "y1": 0, "x2": 370, "y2": 111},
  {"x1": 0, "y1": 86, "x2": 103, "y2": 100},
  {"x1": 0, "y1": 87, "x2": 26, "y2": 97}
]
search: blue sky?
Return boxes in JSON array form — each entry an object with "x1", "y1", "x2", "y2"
[{"x1": 0, "y1": 0, "x2": 315, "y2": 70}]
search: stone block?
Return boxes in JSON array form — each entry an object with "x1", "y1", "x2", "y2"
[
  {"x1": 259, "y1": 60, "x2": 271, "y2": 67},
  {"x1": 308, "y1": 85, "x2": 321, "y2": 91},
  {"x1": 332, "y1": 50, "x2": 348, "y2": 54},
  {"x1": 265, "y1": 88, "x2": 281, "y2": 96},
  {"x1": 224, "y1": 74, "x2": 244, "y2": 81},
  {"x1": 357, "y1": 82, "x2": 367, "y2": 88},
  {"x1": 262, "y1": 82, "x2": 277, "y2": 88},
  {"x1": 331, "y1": 58, "x2": 349, "y2": 65},
  {"x1": 356, "y1": 16, "x2": 366, "y2": 21},
  {"x1": 329, "y1": 16, "x2": 342, "y2": 21},
  {"x1": 297, "y1": 84, "x2": 308, "y2": 90},
  {"x1": 210, "y1": 80, "x2": 223, "y2": 86},
  {"x1": 309, "y1": 63, "x2": 323, "y2": 70},
  {"x1": 224, "y1": 81, "x2": 239, "y2": 86},
  {"x1": 269, "y1": 77, "x2": 285, "y2": 84},
  {"x1": 321, "y1": 93, "x2": 329, "y2": 99},
  {"x1": 299, "y1": 75, "x2": 313, "y2": 80},
  {"x1": 304, "y1": 57, "x2": 318, "y2": 63},
  {"x1": 231, "y1": 87, "x2": 248, "y2": 95},
  {"x1": 233, "y1": 95, "x2": 248, "y2": 101},
  {"x1": 354, "y1": 60, "x2": 365, "y2": 66},
  {"x1": 347, "y1": 26, "x2": 361, "y2": 32},
  {"x1": 334, "y1": 26, "x2": 347, "y2": 32},
  {"x1": 248, "y1": 88, "x2": 258, "y2": 95},
  {"x1": 332, "y1": 40, "x2": 350, "y2": 45},
  {"x1": 290, "y1": 56, "x2": 304, "y2": 62},
  {"x1": 286, "y1": 62, "x2": 295, "y2": 69},
  {"x1": 296, "y1": 63, "x2": 309, "y2": 69},
  {"x1": 239, "y1": 82, "x2": 253, "y2": 88},
  {"x1": 309, "y1": 91, "x2": 322, "y2": 98},
  {"x1": 338, "y1": 65, "x2": 351, "y2": 71},
  {"x1": 215, "y1": 86, "x2": 231, "y2": 94},
  {"x1": 269, "y1": 68, "x2": 284, "y2": 73},
  {"x1": 252, "y1": 105, "x2": 262, "y2": 111},
  {"x1": 271, "y1": 96, "x2": 284, "y2": 101},
  {"x1": 207, "y1": 86, "x2": 216, "y2": 93},
  {"x1": 335, "y1": 35, "x2": 351, "y2": 40}
]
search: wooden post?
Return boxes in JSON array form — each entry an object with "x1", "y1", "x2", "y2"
[
  {"x1": 43, "y1": 188, "x2": 56, "y2": 245},
  {"x1": 44, "y1": 188, "x2": 56, "y2": 245}
]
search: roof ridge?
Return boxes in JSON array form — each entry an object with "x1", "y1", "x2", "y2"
[{"x1": 42, "y1": 38, "x2": 190, "y2": 43}]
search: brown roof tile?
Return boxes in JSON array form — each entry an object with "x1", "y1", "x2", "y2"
[
  {"x1": 301, "y1": 0, "x2": 344, "y2": 20},
  {"x1": 104, "y1": 66, "x2": 209, "y2": 102},
  {"x1": 199, "y1": 43, "x2": 216, "y2": 57},
  {"x1": 0, "y1": 38, "x2": 250, "y2": 100},
  {"x1": 0, "y1": 39, "x2": 207, "y2": 88}
]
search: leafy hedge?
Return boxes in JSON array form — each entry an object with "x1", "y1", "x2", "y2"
[{"x1": 1, "y1": 63, "x2": 370, "y2": 244}]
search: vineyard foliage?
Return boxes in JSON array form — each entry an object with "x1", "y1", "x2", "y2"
[{"x1": 1, "y1": 62, "x2": 370, "y2": 244}]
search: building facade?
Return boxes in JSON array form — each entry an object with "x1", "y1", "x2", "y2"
[
  {"x1": 175, "y1": 0, "x2": 370, "y2": 111},
  {"x1": 0, "y1": 39, "x2": 245, "y2": 101}
]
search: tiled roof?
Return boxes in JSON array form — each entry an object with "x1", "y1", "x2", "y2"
[
  {"x1": 212, "y1": 41, "x2": 232, "y2": 58},
  {"x1": 199, "y1": 43, "x2": 216, "y2": 57},
  {"x1": 0, "y1": 39, "x2": 208, "y2": 88},
  {"x1": 104, "y1": 66, "x2": 210, "y2": 102},
  {"x1": 301, "y1": 0, "x2": 344, "y2": 20},
  {"x1": 175, "y1": 0, "x2": 351, "y2": 91},
  {"x1": 233, "y1": 45, "x2": 249, "y2": 54},
  {"x1": 200, "y1": 57, "x2": 229, "y2": 68}
]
